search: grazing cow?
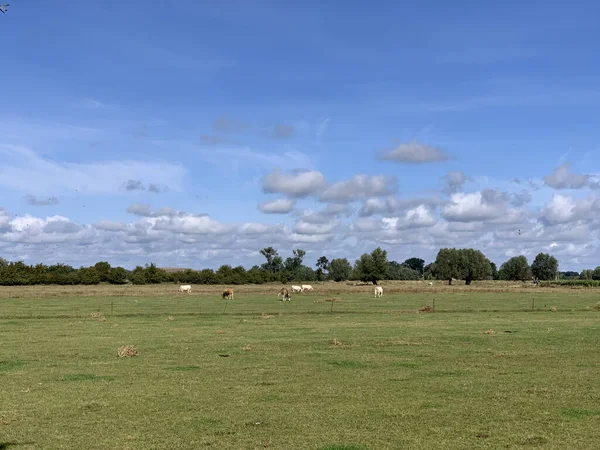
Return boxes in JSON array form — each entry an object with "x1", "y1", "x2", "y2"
[
  {"x1": 178, "y1": 284, "x2": 192, "y2": 294},
  {"x1": 374, "y1": 286, "x2": 383, "y2": 297},
  {"x1": 301, "y1": 284, "x2": 314, "y2": 292},
  {"x1": 278, "y1": 287, "x2": 291, "y2": 301},
  {"x1": 291, "y1": 285, "x2": 302, "y2": 293},
  {"x1": 428, "y1": 282, "x2": 433, "y2": 286},
  {"x1": 222, "y1": 288, "x2": 234, "y2": 300}
]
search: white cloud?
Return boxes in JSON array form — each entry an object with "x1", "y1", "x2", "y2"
[
  {"x1": 319, "y1": 174, "x2": 397, "y2": 204},
  {"x1": 262, "y1": 169, "x2": 327, "y2": 198},
  {"x1": 396, "y1": 205, "x2": 437, "y2": 229},
  {"x1": 258, "y1": 198, "x2": 296, "y2": 214},
  {"x1": 0, "y1": 144, "x2": 186, "y2": 195},
  {"x1": 544, "y1": 163, "x2": 590, "y2": 189},
  {"x1": 441, "y1": 190, "x2": 516, "y2": 222},
  {"x1": 377, "y1": 141, "x2": 451, "y2": 163},
  {"x1": 444, "y1": 171, "x2": 469, "y2": 193}
]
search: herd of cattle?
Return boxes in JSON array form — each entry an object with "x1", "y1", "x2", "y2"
[{"x1": 174, "y1": 283, "x2": 418, "y2": 300}]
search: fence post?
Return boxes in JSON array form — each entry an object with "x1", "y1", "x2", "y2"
[{"x1": 531, "y1": 298, "x2": 535, "y2": 311}]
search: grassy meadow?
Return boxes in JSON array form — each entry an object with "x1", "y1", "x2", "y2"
[{"x1": 1, "y1": 281, "x2": 600, "y2": 449}]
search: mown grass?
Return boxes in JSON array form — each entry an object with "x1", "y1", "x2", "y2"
[{"x1": 1, "y1": 284, "x2": 600, "y2": 449}]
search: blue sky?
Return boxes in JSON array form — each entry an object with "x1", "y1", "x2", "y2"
[{"x1": 1, "y1": 1, "x2": 600, "y2": 271}]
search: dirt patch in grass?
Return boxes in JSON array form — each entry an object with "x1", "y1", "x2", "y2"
[{"x1": 117, "y1": 345, "x2": 139, "y2": 357}]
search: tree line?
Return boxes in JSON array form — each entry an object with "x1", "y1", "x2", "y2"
[{"x1": 0, "y1": 247, "x2": 593, "y2": 286}]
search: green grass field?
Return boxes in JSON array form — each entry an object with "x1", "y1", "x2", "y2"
[{"x1": 1, "y1": 282, "x2": 600, "y2": 449}]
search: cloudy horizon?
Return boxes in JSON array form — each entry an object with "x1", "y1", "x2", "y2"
[{"x1": 2, "y1": 2, "x2": 600, "y2": 272}]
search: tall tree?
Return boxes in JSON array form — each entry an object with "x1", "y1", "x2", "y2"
[
  {"x1": 403, "y1": 258, "x2": 425, "y2": 274},
  {"x1": 316, "y1": 256, "x2": 329, "y2": 281},
  {"x1": 498, "y1": 256, "x2": 531, "y2": 281},
  {"x1": 462, "y1": 249, "x2": 492, "y2": 285},
  {"x1": 260, "y1": 247, "x2": 283, "y2": 273},
  {"x1": 94, "y1": 261, "x2": 111, "y2": 282},
  {"x1": 354, "y1": 247, "x2": 388, "y2": 285},
  {"x1": 328, "y1": 258, "x2": 352, "y2": 282},
  {"x1": 580, "y1": 269, "x2": 594, "y2": 280},
  {"x1": 434, "y1": 248, "x2": 463, "y2": 285},
  {"x1": 531, "y1": 253, "x2": 559, "y2": 281}
]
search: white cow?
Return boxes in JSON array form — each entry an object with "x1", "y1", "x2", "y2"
[
  {"x1": 291, "y1": 285, "x2": 302, "y2": 293},
  {"x1": 428, "y1": 282, "x2": 433, "y2": 286},
  {"x1": 374, "y1": 286, "x2": 383, "y2": 297},
  {"x1": 301, "y1": 284, "x2": 314, "y2": 292},
  {"x1": 178, "y1": 284, "x2": 192, "y2": 294}
]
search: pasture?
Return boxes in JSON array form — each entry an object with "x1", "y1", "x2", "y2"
[{"x1": 1, "y1": 281, "x2": 600, "y2": 449}]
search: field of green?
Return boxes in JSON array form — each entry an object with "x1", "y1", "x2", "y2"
[{"x1": 1, "y1": 281, "x2": 600, "y2": 449}]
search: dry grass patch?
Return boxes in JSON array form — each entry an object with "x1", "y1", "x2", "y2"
[
  {"x1": 117, "y1": 345, "x2": 139, "y2": 358},
  {"x1": 418, "y1": 304, "x2": 434, "y2": 313},
  {"x1": 165, "y1": 316, "x2": 174, "y2": 321},
  {"x1": 90, "y1": 311, "x2": 103, "y2": 318},
  {"x1": 324, "y1": 297, "x2": 341, "y2": 303},
  {"x1": 550, "y1": 306, "x2": 557, "y2": 312},
  {"x1": 215, "y1": 330, "x2": 225, "y2": 335},
  {"x1": 243, "y1": 344, "x2": 252, "y2": 351},
  {"x1": 483, "y1": 329, "x2": 495, "y2": 335},
  {"x1": 593, "y1": 302, "x2": 600, "y2": 311},
  {"x1": 260, "y1": 313, "x2": 274, "y2": 319},
  {"x1": 330, "y1": 338, "x2": 342, "y2": 347}
]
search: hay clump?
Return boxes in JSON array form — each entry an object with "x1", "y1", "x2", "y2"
[
  {"x1": 117, "y1": 345, "x2": 139, "y2": 358},
  {"x1": 483, "y1": 329, "x2": 495, "y2": 335},
  {"x1": 550, "y1": 306, "x2": 557, "y2": 312},
  {"x1": 243, "y1": 344, "x2": 252, "y2": 351},
  {"x1": 330, "y1": 337, "x2": 342, "y2": 346},
  {"x1": 419, "y1": 304, "x2": 434, "y2": 313},
  {"x1": 166, "y1": 316, "x2": 174, "y2": 321}
]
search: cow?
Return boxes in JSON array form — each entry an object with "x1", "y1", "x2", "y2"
[
  {"x1": 374, "y1": 286, "x2": 383, "y2": 297},
  {"x1": 428, "y1": 282, "x2": 433, "y2": 286},
  {"x1": 301, "y1": 284, "x2": 314, "y2": 292},
  {"x1": 222, "y1": 288, "x2": 234, "y2": 300},
  {"x1": 291, "y1": 285, "x2": 302, "y2": 293},
  {"x1": 278, "y1": 287, "x2": 291, "y2": 301},
  {"x1": 178, "y1": 284, "x2": 192, "y2": 294}
]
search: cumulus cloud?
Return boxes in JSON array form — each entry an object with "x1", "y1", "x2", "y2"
[
  {"x1": 539, "y1": 194, "x2": 600, "y2": 226},
  {"x1": 293, "y1": 217, "x2": 340, "y2": 235},
  {"x1": 377, "y1": 141, "x2": 451, "y2": 164},
  {"x1": 258, "y1": 198, "x2": 296, "y2": 214},
  {"x1": 24, "y1": 194, "x2": 59, "y2": 206},
  {"x1": 441, "y1": 190, "x2": 518, "y2": 223},
  {"x1": 544, "y1": 163, "x2": 590, "y2": 189},
  {"x1": 396, "y1": 205, "x2": 437, "y2": 229},
  {"x1": 319, "y1": 174, "x2": 397, "y2": 204},
  {"x1": 262, "y1": 169, "x2": 327, "y2": 198},
  {"x1": 444, "y1": 171, "x2": 469, "y2": 193},
  {"x1": 126, "y1": 203, "x2": 179, "y2": 218},
  {"x1": 0, "y1": 144, "x2": 185, "y2": 195}
]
